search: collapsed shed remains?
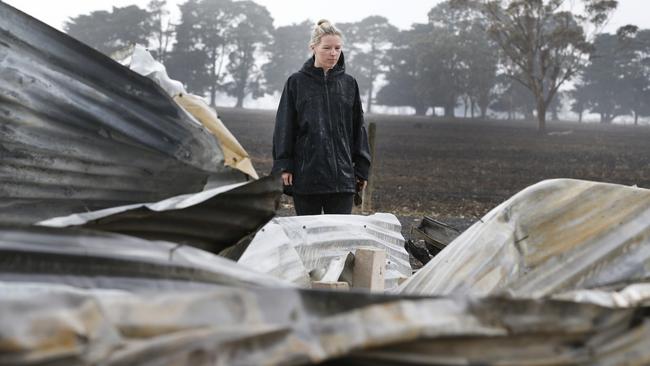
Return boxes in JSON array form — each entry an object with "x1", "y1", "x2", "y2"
[{"x1": 2, "y1": 2, "x2": 650, "y2": 365}]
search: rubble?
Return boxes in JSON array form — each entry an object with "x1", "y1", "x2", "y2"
[{"x1": 3, "y1": 3, "x2": 650, "y2": 365}]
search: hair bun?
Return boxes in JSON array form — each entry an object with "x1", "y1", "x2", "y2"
[{"x1": 309, "y1": 19, "x2": 342, "y2": 49}]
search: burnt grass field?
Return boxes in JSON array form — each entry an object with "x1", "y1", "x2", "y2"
[{"x1": 219, "y1": 107, "x2": 650, "y2": 232}]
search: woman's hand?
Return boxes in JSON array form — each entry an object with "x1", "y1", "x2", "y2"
[
  {"x1": 356, "y1": 178, "x2": 367, "y2": 191},
  {"x1": 282, "y1": 172, "x2": 293, "y2": 186}
]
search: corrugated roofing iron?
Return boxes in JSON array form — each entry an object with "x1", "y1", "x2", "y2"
[
  {"x1": 3, "y1": 180, "x2": 650, "y2": 365},
  {"x1": 0, "y1": 225, "x2": 289, "y2": 290},
  {"x1": 2, "y1": 279, "x2": 650, "y2": 365},
  {"x1": 0, "y1": 2, "x2": 230, "y2": 225},
  {"x1": 238, "y1": 213, "x2": 411, "y2": 288},
  {"x1": 125, "y1": 44, "x2": 259, "y2": 179},
  {"x1": 37, "y1": 175, "x2": 281, "y2": 254},
  {"x1": 397, "y1": 179, "x2": 650, "y2": 297}
]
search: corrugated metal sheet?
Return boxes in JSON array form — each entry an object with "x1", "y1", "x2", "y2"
[
  {"x1": 238, "y1": 213, "x2": 411, "y2": 289},
  {"x1": 2, "y1": 280, "x2": 650, "y2": 365},
  {"x1": 0, "y1": 225, "x2": 289, "y2": 290},
  {"x1": 37, "y1": 175, "x2": 281, "y2": 254},
  {"x1": 4, "y1": 180, "x2": 650, "y2": 365},
  {"x1": 126, "y1": 44, "x2": 259, "y2": 179},
  {"x1": 398, "y1": 179, "x2": 650, "y2": 297},
  {"x1": 0, "y1": 3, "x2": 228, "y2": 225}
]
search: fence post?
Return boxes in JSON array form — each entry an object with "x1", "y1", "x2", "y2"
[{"x1": 362, "y1": 122, "x2": 376, "y2": 213}]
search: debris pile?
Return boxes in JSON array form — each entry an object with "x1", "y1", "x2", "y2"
[{"x1": 2, "y1": 3, "x2": 650, "y2": 365}]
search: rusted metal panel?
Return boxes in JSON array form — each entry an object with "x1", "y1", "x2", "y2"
[{"x1": 0, "y1": 2, "x2": 227, "y2": 225}]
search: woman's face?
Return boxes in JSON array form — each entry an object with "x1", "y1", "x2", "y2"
[{"x1": 312, "y1": 35, "x2": 342, "y2": 71}]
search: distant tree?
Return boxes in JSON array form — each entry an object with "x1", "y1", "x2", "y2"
[
  {"x1": 415, "y1": 28, "x2": 464, "y2": 118},
  {"x1": 221, "y1": 1, "x2": 274, "y2": 108},
  {"x1": 481, "y1": 0, "x2": 618, "y2": 132},
  {"x1": 571, "y1": 28, "x2": 650, "y2": 124},
  {"x1": 579, "y1": 33, "x2": 629, "y2": 123},
  {"x1": 421, "y1": 1, "x2": 497, "y2": 118},
  {"x1": 618, "y1": 29, "x2": 650, "y2": 125},
  {"x1": 549, "y1": 91, "x2": 564, "y2": 121},
  {"x1": 446, "y1": 1, "x2": 500, "y2": 118},
  {"x1": 147, "y1": 0, "x2": 175, "y2": 61},
  {"x1": 569, "y1": 82, "x2": 591, "y2": 123},
  {"x1": 491, "y1": 74, "x2": 536, "y2": 120},
  {"x1": 167, "y1": 0, "x2": 236, "y2": 106},
  {"x1": 337, "y1": 16, "x2": 398, "y2": 113},
  {"x1": 336, "y1": 21, "x2": 369, "y2": 89},
  {"x1": 262, "y1": 21, "x2": 312, "y2": 96},
  {"x1": 65, "y1": 5, "x2": 154, "y2": 55},
  {"x1": 375, "y1": 26, "x2": 431, "y2": 115}
]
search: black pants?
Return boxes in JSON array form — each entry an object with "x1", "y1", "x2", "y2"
[{"x1": 293, "y1": 193, "x2": 354, "y2": 215}]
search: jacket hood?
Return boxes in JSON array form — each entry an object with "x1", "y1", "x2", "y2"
[{"x1": 300, "y1": 51, "x2": 346, "y2": 79}]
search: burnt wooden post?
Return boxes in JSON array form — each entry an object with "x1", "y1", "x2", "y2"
[{"x1": 362, "y1": 122, "x2": 376, "y2": 213}]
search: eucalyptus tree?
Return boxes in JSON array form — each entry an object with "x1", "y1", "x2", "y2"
[
  {"x1": 579, "y1": 33, "x2": 629, "y2": 123},
  {"x1": 569, "y1": 83, "x2": 591, "y2": 123},
  {"x1": 375, "y1": 25, "x2": 431, "y2": 115},
  {"x1": 65, "y1": 5, "x2": 154, "y2": 55},
  {"x1": 618, "y1": 29, "x2": 650, "y2": 125},
  {"x1": 480, "y1": 0, "x2": 618, "y2": 132},
  {"x1": 147, "y1": 0, "x2": 175, "y2": 61},
  {"x1": 262, "y1": 21, "x2": 312, "y2": 96},
  {"x1": 167, "y1": 0, "x2": 236, "y2": 106},
  {"x1": 222, "y1": 1, "x2": 274, "y2": 108},
  {"x1": 491, "y1": 75, "x2": 536, "y2": 120},
  {"x1": 337, "y1": 16, "x2": 398, "y2": 113},
  {"x1": 573, "y1": 29, "x2": 650, "y2": 124}
]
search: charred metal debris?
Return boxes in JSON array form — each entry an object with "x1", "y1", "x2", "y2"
[{"x1": 2, "y1": 3, "x2": 650, "y2": 365}]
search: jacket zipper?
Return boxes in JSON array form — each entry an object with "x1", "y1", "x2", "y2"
[{"x1": 324, "y1": 71, "x2": 339, "y2": 190}]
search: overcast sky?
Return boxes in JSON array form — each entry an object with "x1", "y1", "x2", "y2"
[{"x1": 4, "y1": 0, "x2": 649, "y2": 33}]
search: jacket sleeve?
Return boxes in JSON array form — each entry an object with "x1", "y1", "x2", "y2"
[
  {"x1": 352, "y1": 80, "x2": 371, "y2": 180},
  {"x1": 272, "y1": 79, "x2": 297, "y2": 174}
]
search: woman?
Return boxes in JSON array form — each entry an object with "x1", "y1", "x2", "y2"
[{"x1": 272, "y1": 19, "x2": 371, "y2": 215}]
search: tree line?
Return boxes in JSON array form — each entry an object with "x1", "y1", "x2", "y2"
[{"x1": 65, "y1": 0, "x2": 649, "y2": 131}]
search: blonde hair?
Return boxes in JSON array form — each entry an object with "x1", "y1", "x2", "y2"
[{"x1": 309, "y1": 19, "x2": 343, "y2": 49}]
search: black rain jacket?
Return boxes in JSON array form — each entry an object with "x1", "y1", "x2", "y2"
[{"x1": 272, "y1": 53, "x2": 371, "y2": 195}]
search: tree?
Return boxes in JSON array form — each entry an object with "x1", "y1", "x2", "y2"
[
  {"x1": 569, "y1": 82, "x2": 591, "y2": 123},
  {"x1": 167, "y1": 0, "x2": 236, "y2": 106},
  {"x1": 338, "y1": 16, "x2": 398, "y2": 113},
  {"x1": 618, "y1": 29, "x2": 650, "y2": 125},
  {"x1": 375, "y1": 26, "x2": 431, "y2": 115},
  {"x1": 482, "y1": 0, "x2": 618, "y2": 132},
  {"x1": 421, "y1": 1, "x2": 493, "y2": 118},
  {"x1": 446, "y1": 1, "x2": 500, "y2": 118},
  {"x1": 491, "y1": 74, "x2": 536, "y2": 120},
  {"x1": 221, "y1": 1, "x2": 274, "y2": 108},
  {"x1": 572, "y1": 28, "x2": 650, "y2": 124},
  {"x1": 415, "y1": 28, "x2": 464, "y2": 118},
  {"x1": 262, "y1": 21, "x2": 312, "y2": 96},
  {"x1": 147, "y1": 0, "x2": 175, "y2": 62},
  {"x1": 65, "y1": 5, "x2": 155, "y2": 55},
  {"x1": 579, "y1": 33, "x2": 628, "y2": 123}
]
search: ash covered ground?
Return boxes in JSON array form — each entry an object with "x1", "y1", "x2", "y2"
[{"x1": 220, "y1": 107, "x2": 650, "y2": 237}]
